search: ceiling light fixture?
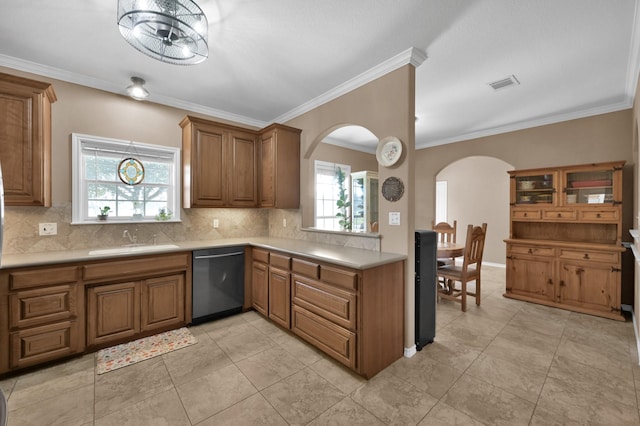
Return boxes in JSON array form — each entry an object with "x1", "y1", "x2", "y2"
[
  {"x1": 117, "y1": 0, "x2": 209, "y2": 65},
  {"x1": 126, "y1": 77, "x2": 150, "y2": 100}
]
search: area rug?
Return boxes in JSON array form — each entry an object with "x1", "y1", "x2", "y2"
[{"x1": 96, "y1": 327, "x2": 197, "y2": 374}]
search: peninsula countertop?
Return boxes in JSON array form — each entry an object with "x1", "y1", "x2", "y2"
[{"x1": 1, "y1": 237, "x2": 407, "y2": 270}]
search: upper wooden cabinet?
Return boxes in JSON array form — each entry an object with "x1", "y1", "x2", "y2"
[
  {"x1": 181, "y1": 116, "x2": 258, "y2": 208},
  {"x1": 505, "y1": 161, "x2": 626, "y2": 320},
  {"x1": 181, "y1": 116, "x2": 301, "y2": 209},
  {"x1": 0, "y1": 72, "x2": 57, "y2": 206},
  {"x1": 259, "y1": 124, "x2": 301, "y2": 208}
]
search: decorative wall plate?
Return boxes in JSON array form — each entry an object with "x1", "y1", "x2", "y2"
[
  {"x1": 376, "y1": 136, "x2": 403, "y2": 167},
  {"x1": 118, "y1": 157, "x2": 145, "y2": 185},
  {"x1": 381, "y1": 177, "x2": 404, "y2": 202}
]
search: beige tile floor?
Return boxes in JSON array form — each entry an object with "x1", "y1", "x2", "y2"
[{"x1": 2, "y1": 265, "x2": 640, "y2": 425}]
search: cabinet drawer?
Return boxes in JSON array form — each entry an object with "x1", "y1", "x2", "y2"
[
  {"x1": 542, "y1": 210, "x2": 577, "y2": 220},
  {"x1": 10, "y1": 321, "x2": 79, "y2": 369},
  {"x1": 270, "y1": 253, "x2": 291, "y2": 270},
  {"x1": 83, "y1": 253, "x2": 189, "y2": 281},
  {"x1": 579, "y1": 209, "x2": 619, "y2": 221},
  {"x1": 291, "y1": 305, "x2": 356, "y2": 370},
  {"x1": 511, "y1": 209, "x2": 541, "y2": 220},
  {"x1": 252, "y1": 248, "x2": 269, "y2": 263},
  {"x1": 320, "y1": 266, "x2": 358, "y2": 291},
  {"x1": 9, "y1": 266, "x2": 78, "y2": 290},
  {"x1": 508, "y1": 245, "x2": 555, "y2": 257},
  {"x1": 558, "y1": 249, "x2": 620, "y2": 264},
  {"x1": 10, "y1": 284, "x2": 77, "y2": 329},
  {"x1": 292, "y1": 275, "x2": 356, "y2": 330},
  {"x1": 292, "y1": 258, "x2": 320, "y2": 279}
]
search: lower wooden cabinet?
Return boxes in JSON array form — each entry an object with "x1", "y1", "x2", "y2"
[
  {"x1": 0, "y1": 251, "x2": 191, "y2": 374},
  {"x1": 268, "y1": 267, "x2": 291, "y2": 328},
  {"x1": 86, "y1": 281, "x2": 140, "y2": 347},
  {"x1": 141, "y1": 274, "x2": 185, "y2": 332},
  {"x1": 87, "y1": 274, "x2": 186, "y2": 347},
  {"x1": 250, "y1": 247, "x2": 404, "y2": 379},
  {"x1": 505, "y1": 241, "x2": 623, "y2": 320}
]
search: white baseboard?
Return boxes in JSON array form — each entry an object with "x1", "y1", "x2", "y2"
[
  {"x1": 621, "y1": 304, "x2": 640, "y2": 366},
  {"x1": 404, "y1": 345, "x2": 417, "y2": 358}
]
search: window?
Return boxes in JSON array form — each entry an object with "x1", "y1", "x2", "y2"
[
  {"x1": 72, "y1": 133, "x2": 181, "y2": 224},
  {"x1": 435, "y1": 180, "x2": 448, "y2": 224},
  {"x1": 314, "y1": 160, "x2": 351, "y2": 230}
]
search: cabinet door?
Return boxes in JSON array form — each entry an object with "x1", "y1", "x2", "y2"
[
  {"x1": 141, "y1": 274, "x2": 185, "y2": 332},
  {"x1": 506, "y1": 255, "x2": 555, "y2": 302},
  {"x1": 10, "y1": 321, "x2": 79, "y2": 369},
  {"x1": 87, "y1": 282, "x2": 140, "y2": 347},
  {"x1": 228, "y1": 130, "x2": 257, "y2": 206},
  {"x1": 259, "y1": 131, "x2": 275, "y2": 207},
  {"x1": 269, "y1": 267, "x2": 291, "y2": 328},
  {"x1": 0, "y1": 74, "x2": 55, "y2": 206},
  {"x1": 259, "y1": 125, "x2": 300, "y2": 208},
  {"x1": 559, "y1": 261, "x2": 619, "y2": 313},
  {"x1": 192, "y1": 125, "x2": 226, "y2": 206},
  {"x1": 252, "y1": 261, "x2": 268, "y2": 316}
]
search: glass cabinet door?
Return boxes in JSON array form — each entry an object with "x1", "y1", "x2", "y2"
[
  {"x1": 564, "y1": 168, "x2": 614, "y2": 205},
  {"x1": 514, "y1": 173, "x2": 554, "y2": 205}
]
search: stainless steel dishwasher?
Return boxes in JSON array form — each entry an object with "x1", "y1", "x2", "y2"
[{"x1": 192, "y1": 246, "x2": 245, "y2": 324}]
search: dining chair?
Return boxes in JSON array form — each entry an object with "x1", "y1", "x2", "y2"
[
  {"x1": 432, "y1": 220, "x2": 458, "y2": 269},
  {"x1": 437, "y1": 223, "x2": 487, "y2": 312}
]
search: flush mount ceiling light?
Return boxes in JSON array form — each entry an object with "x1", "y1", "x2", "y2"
[
  {"x1": 126, "y1": 77, "x2": 150, "y2": 100},
  {"x1": 117, "y1": 0, "x2": 209, "y2": 65}
]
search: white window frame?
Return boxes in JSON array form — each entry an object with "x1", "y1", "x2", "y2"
[
  {"x1": 435, "y1": 180, "x2": 448, "y2": 224},
  {"x1": 314, "y1": 160, "x2": 351, "y2": 230},
  {"x1": 71, "y1": 133, "x2": 181, "y2": 224}
]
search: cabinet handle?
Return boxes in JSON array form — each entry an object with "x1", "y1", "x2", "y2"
[
  {"x1": 611, "y1": 266, "x2": 621, "y2": 272},
  {"x1": 583, "y1": 253, "x2": 590, "y2": 260},
  {"x1": 523, "y1": 212, "x2": 528, "y2": 217},
  {"x1": 596, "y1": 213, "x2": 601, "y2": 218},
  {"x1": 560, "y1": 280, "x2": 566, "y2": 287},
  {"x1": 528, "y1": 248, "x2": 533, "y2": 254},
  {"x1": 557, "y1": 213, "x2": 562, "y2": 218},
  {"x1": 547, "y1": 278, "x2": 553, "y2": 285}
]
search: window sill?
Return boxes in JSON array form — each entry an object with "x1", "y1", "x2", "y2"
[
  {"x1": 71, "y1": 219, "x2": 182, "y2": 225},
  {"x1": 302, "y1": 227, "x2": 381, "y2": 239}
]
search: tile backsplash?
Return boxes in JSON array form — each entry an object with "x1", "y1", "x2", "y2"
[
  {"x1": 3, "y1": 203, "x2": 269, "y2": 255},
  {"x1": 3, "y1": 204, "x2": 380, "y2": 255}
]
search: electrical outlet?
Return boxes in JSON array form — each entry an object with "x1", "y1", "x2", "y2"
[
  {"x1": 213, "y1": 219, "x2": 219, "y2": 228},
  {"x1": 283, "y1": 218, "x2": 287, "y2": 227},
  {"x1": 39, "y1": 223, "x2": 57, "y2": 236}
]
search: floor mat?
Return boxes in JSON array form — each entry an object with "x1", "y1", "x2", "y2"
[{"x1": 96, "y1": 327, "x2": 197, "y2": 374}]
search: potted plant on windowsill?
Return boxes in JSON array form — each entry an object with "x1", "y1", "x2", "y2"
[{"x1": 97, "y1": 206, "x2": 111, "y2": 221}]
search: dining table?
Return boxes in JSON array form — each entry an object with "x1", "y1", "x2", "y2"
[{"x1": 436, "y1": 241, "x2": 465, "y2": 259}]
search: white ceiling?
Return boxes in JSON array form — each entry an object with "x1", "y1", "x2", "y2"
[{"x1": 1, "y1": 0, "x2": 638, "y2": 150}]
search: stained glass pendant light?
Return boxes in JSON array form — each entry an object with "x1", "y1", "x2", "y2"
[{"x1": 117, "y1": 0, "x2": 209, "y2": 65}]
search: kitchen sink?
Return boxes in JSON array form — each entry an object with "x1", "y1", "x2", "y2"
[{"x1": 88, "y1": 244, "x2": 180, "y2": 256}]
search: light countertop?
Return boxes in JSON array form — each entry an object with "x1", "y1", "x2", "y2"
[{"x1": 1, "y1": 237, "x2": 406, "y2": 270}]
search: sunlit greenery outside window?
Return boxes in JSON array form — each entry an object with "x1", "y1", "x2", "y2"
[
  {"x1": 314, "y1": 160, "x2": 350, "y2": 230},
  {"x1": 72, "y1": 134, "x2": 181, "y2": 224}
]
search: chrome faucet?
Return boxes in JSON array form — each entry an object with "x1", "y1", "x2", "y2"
[{"x1": 123, "y1": 229, "x2": 137, "y2": 245}]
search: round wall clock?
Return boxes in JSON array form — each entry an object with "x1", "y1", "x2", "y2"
[
  {"x1": 376, "y1": 136, "x2": 403, "y2": 167},
  {"x1": 381, "y1": 177, "x2": 404, "y2": 202}
]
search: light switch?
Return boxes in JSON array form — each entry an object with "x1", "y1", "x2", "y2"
[
  {"x1": 389, "y1": 212, "x2": 401, "y2": 226},
  {"x1": 213, "y1": 219, "x2": 219, "y2": 228}
]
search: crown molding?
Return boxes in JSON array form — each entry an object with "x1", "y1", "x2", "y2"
[
  {"x1": 419, "y1": 98, "x2": 632, "y2": 149},
  {"x1": 274, "y1": 46, "x2": 427, "y2": 124},
  {"x1": 0, "y1": 54, "x2": 268, "y2": 129},
  {"x1": 624, "y1": 0, "x2": 640, "y2": 102}
]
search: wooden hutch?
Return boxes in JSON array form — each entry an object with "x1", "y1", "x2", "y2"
[{"x1": 504, "y1": 161, "x2": 626, "y2": 320}]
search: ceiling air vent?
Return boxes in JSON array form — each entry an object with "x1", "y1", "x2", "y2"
[{"x1": 488, "y1": 75, "x2": 520, "y2": 91}]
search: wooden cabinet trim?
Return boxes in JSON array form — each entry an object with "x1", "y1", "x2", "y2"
[
  {"x1": 9, "y1": 266, "x2": 79, "y2": 290},
  {"x1": 83, "y1": 253, "x2": 189, "y2": 282}
]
